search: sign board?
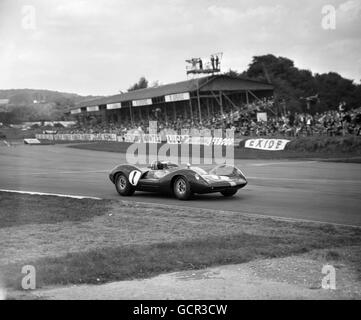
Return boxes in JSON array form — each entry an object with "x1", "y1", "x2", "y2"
[
  {"x1": 245, "y1": 139, "x2": 290, "y2": 151},
  {"x1": 257, "y1": 112, "x2": 268, "y2": 122},
  {"x1": 107, "y1": 103, "x2": 122, "y2": 110},
  {"x1": 132, "y1": 99, "x2": 152, "y2": 107},
  {"x1": 70, "y1": 108, "x2": 81, "y2": 114},
  {"x1": 87, "y1": 106, "x2": 99, "y2": 112},
  {"x1": 43, "y1": 121, "x2": 76, "y2": 127},
  {"x1": 166, "y1": 135, "x2": 234, "y2": 146},
  {"x1": 123, "y1": 133, "x2": 161, "y2": 144},
  {"x1": 165, "y1": 92, "x2": 190, "y2": 102},
  {"x1": 24, "y1": 139, "x2": 41, "y2": 145},
  {"x1": 35, "y1": 133, "x2": 117, "y2": 142},
  {"x1": 35, "y1": 133, "x2": 234, "y2": 146}
]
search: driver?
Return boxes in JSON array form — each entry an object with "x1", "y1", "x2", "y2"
[{"x1": 151, "y1": 161, "x2": 166, "y2": 170}]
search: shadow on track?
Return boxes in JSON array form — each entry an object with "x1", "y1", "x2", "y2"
[{"x1": 111, "y1": 190, "x2": 248, "y2": 203}]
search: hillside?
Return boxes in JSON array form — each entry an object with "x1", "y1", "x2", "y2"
[
  {"x1": 0, "y1": 89, "x2": 102, "y2": 123},
  {"x1": 0, "y1": 89, "x2": 99, "y2": 105}
]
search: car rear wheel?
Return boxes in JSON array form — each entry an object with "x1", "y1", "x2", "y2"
[
  {"x1": 220, "y1": 189, "x2": 238, "y2": 197},
  {"x1": 115, "y1": 173, "x2": 135, "y2": 196},
  {"x1": 173, "y1": 177, "x2": 192, "y2": 200}
]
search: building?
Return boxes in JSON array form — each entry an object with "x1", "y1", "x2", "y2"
[{"x1": 69, "y1": 75, "x2": 274, "y2": 126}]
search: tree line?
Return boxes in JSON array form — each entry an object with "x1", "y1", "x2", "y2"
[{"x1": 227, "y1": 54, "x2": 361, "y2": 114}]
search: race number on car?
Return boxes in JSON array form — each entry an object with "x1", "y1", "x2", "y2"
[{"x1": 129, "y1": 170, "x2": 142, "y2": 186}]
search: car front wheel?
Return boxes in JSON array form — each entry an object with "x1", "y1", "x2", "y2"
[
  {"x1": 173, "y1": 177, "x2": 192, "y2": 200},
  {"x1": 115, "y1": 173, "x2": 135, "y2": 196}
]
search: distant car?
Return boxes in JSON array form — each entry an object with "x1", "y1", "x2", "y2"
[
  {"x1": 109, "y1": 161, "x2": 248, "y2": 200},
  {"x1": 0, "y1": 131, "x2": 6, "y2": 139}
]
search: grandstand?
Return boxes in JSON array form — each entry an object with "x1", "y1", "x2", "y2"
[{"x1": 69, "y1": 75, "x2": 274, "y2": 127}]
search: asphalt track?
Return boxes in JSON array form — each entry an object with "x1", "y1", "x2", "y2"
[{"x1": 0, "y1": 144, "x2": 360, "y2": 226}]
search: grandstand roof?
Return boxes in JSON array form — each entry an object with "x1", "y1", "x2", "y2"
[{"x1": 75, "y1": 75, "x2": 274, "y2": 109}]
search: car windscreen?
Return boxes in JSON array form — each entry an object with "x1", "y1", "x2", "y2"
[
  {"x1": 209, "y1": 165, "x2": 238, "y2": 176},
  {"x1": 191, "y1": 167, "x2": 208, "y2": 175}
]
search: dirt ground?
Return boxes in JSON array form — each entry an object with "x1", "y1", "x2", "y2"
[{"x1": 7, "y1": 245, "x2": 361, "y2": 300}]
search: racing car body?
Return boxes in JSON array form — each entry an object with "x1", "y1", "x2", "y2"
[{"x1": 109, "y1": 161, "x2": 247, "y2": 200}]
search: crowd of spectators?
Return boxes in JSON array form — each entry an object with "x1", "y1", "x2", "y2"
[
  {"x1": 237, "y1": 108, "x2": 361, "y2": 137},
  {"x1": 59, "y1": 99, "x2": 361, "y2": 138}
]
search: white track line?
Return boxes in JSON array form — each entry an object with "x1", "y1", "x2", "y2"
[
  {"x1": 0, "y1": 189, "x2": 102, "y2": 200},
  {"x1": 0, "y1": 170, "x2": 109, "y2": 176},
  {"x1": 26, "y1": 170, "x2": 109, "y2": 175},
  {"x1": 1, "y1": 189, "x2": 359, "y2": 228}
]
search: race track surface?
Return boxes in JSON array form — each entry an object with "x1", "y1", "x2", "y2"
[{"x1": 1, "y1": 144, "x2": 360, "y2": 226}]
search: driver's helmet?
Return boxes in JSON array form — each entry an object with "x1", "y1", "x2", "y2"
[{"x1": 151, "y1": 161, "x2": 165, "y2": 170}]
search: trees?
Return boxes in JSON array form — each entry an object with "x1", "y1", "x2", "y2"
[
  {"x1": 314, "y1": 72, "x2": 357, "y2": 111},
  {"x1": 127, "y1": 77, "x2": 149, "y2": 92},
  {"x1": 244, "y1": 54, "x2": 360, "y2": 113}
]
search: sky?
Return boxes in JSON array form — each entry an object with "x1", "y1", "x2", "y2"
[{"x1": 0, "y1": 0, "x2": 360, "y2": 96}]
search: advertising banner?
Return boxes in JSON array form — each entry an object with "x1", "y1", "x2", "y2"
[
  {"x1": 245, "y1": 139, "x2": 290, "y2": 151},
  {"x1": 24, "y1": 138, "x2": 41, "y2": 145},
  {"x1": 86, "y1": 106, "x2": 99, "y2": 112},
  {"x1": 36, "y1": 133, "x2": 234, "y2": 146},
  {"x1": 123, "y1": 134, "x2": 161, "y2": 144},
  {"x1": 107, "y1": 103, "x2": 122, "y2": 110},
  {"x1": 36, "y1": 133, "x2": 117, "y2": 142},
  {"x1": 70, "y1": 108, "x2": 81, "y2": 114},
  {"x1": 257, "y1": 112, "x2": 268, "y2": 122},
  {"x1": 166, "y1": 135, "x2": 234, "y2": 146},
  {"x1": 36, "y1": 134, "x2": 54, "y2": 140},
  {"x1": 165, "y1": 92, "x2": 190, "y2": 102},
  {"x1": 132, "y1": 99, "x2": 152, "y2": 107}
]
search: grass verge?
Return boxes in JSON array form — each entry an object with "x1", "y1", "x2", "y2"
[
  {"x1": 2, "y1": 229, "x2": 361, "y2": 289},
  {"x1": 0, "y1": 192, "x2": 110, "y2": 228},
  {"x1": 1, "y1": 192, "x2": 360, "y2": 289}
]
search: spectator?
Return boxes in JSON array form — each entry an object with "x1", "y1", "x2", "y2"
[{"x1": 57, "y1": 100, "x2": 361, "y2": 139}]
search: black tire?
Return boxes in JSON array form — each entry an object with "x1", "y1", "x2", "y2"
[
  {"x1": 173, "y1": 177, "x2": 192, "y2": 200},
  {"x1": 220, "y1": 189, "x2": 238, "y2": 197},
  {"x1": 115, "y1": 173, "x2": 135, "y2": 196}
]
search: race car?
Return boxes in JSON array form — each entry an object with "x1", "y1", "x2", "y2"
[{"x1": 109, "y1": 161, "x2": 247, "y2": 200}]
